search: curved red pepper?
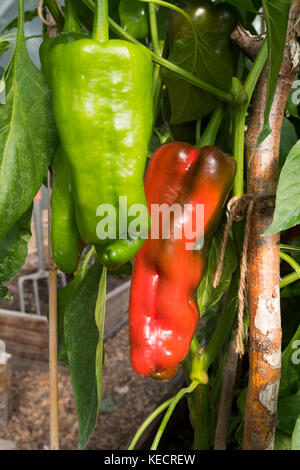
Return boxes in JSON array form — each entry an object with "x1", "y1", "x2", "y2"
[{"x1": 129, "y1": 144, "x2": 236, "y2": 380}]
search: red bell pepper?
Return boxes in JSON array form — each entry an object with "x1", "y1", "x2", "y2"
[{"x1": 129, "y1": 143, "x2": 236, "y2": 380}]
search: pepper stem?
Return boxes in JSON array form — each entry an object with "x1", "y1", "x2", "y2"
[
  {"x1": 195, "y1": 104, "x2": 224, "y2": 149},
  {"x1": 17, "y1": 0, "x2": 25, "y2": 46},
  {"x1": 93, "y1": 0, "x2": 109, "y2": 42},
  {"x1": 63, "y1": 0, "x2": 82, "y2": 33}
]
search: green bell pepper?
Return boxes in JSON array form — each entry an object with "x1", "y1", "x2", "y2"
[
  {"x1": 51, "y1": 146, "x2": 82, "y2": 274},
  {"x1": 119, "y1": 0, "x2": 149, "y2": 41},
  {"x1": 49, "y1": 0, "x2": 153, "y2": 270},
  {"x1": 164, "y1": 0, "x2": 239, "y2": 124}
]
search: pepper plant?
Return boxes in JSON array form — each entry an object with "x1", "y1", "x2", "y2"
[{"x1": 0, "y1": 0, "x2": 300, "y2": 452}]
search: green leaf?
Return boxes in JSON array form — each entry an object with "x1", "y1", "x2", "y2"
[
  {"x1": 163, "y1": 36, "x2": 233, "y2": 124},
  {"x1": 278, "y1": 389, "x2": 300, "y2": 435},
  {"x1": 292, "y1": 415, "x2": 300, "y2": 449},
  {"x1": 64, "y1": 260, "x2": 105, "y2": 449},
  {"x1": 0, "y1": 10, "x2": 58, "y2": 240},
  {"x1": 0, "y1": 205, "x2": 32, "y2": 299},
  {"x1": 225, "y1": 0, "x2": 259, "y2": 13},
  {"x1": 256, "y1": 0, "x2": 292, "y2": 147},
  {"x1": 57, "y1": 248, "x2": 95, "y2": 365},
  {"x1": 280, "y1": 323, "x2": 300, "y2": 399},
  {"x1": 275, "y1": 430, "x2": 292, "y2": 450},
  {"x1": 237, "y1": 387, "x2": 247, "y2": 416},
  {"x1": 279, "y1": 118, "x2": 298, "y2": 168},
  {"x1": 264, "y1": 141, "x2": 300, "y2": 236},
  {"x1": 95, "y1": 267, "x2": 107, "y2": 406},
  {"x1": 197, "y1": 228, "x2": 237, "y2": 316}
]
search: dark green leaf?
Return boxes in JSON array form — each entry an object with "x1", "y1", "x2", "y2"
[
  {"x1": 0, "y1": 206, "x2": 32, "y2": 299},
  {"x1": 237, "y1": 387, "x2": 247, "y2": 416},
  {"x1": 256, "y1": 0, "x2": 292, "y2": 147},
  {"x1": 163, "y1": 36, "x2": 233, "y2": 124},
  {"x1": 224, "y1": 0, "x2": 258, "y2": 13},
  {"x1": 275, "y1": 430, "x2": 292, "y2": 450},
  {"x1": 64, "y1": 260, "x2": 106, "y2": 449},
  {"x1": 278, "y1": 389, "x2": 300, "y2": 435},
  {"x1": 57, "y1": 248, "x2": 95, "y2": 365},
  {"x1": 292, "y1": 415, "x2": 300, "y2": 449},
  {"x1": 264, "y1": 141, "x2": 300, "y2": 236},
  {"x1": 234, "y1": 420, "x2": 244, "y2": 448},
  {"x1": 0, "y1": 21, "x2": 58, "y2": 240},
  {"x1": 281, "y1": 281, "x2": 300, "y2": 298},
  {"x1": 280, "y1": 324, "x2": 300, "y2": 399},
  {"x1": 279, "y1": 118, "x2": 298, "y2": 168},
  {"x1": 197, "y1": 228, "x2": 237, "y2": 316}
]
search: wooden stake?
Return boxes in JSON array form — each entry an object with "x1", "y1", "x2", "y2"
[
  {"x1": 241, "y1": 1, "x2": 300, "y2": 450},
  {"x1": 46, "y1": 2, "x2": 60, "y2": 450},
  {"x1": 48, "y1": 262, "x2": 59, "y2": 450}
]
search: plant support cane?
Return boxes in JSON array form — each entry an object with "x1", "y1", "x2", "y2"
[
  {"x1": 46, "y1": 1, "x2": 60, "y2": 451},
  {"x1": 236, "y1": 1, "x2": 300, "y2": 450}
]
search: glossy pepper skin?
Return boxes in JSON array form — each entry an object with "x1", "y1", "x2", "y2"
[
  {"x1": 119, "y1": 0, "x2": 149, "y2": 41},
  {"x1": 49, "y1": 26, "x2": 153, "y2": 269},
  {"x1": 129, "y1": 144, "x2": 236, "y2": 380},
  {"x1": 51, "y1": 146, "x2": 82, "y2": 273},
  {"x1": 166, "y1": 0, "x2": 238, "y2": 123}
]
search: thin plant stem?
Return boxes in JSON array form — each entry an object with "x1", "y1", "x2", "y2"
[
  {"x1": 280, "y1": 244, "x2": 300, "y2": 253},
  {"x1": 150, "y1": 381, "x2": 199, "y2": 450},
  {"x1": 93, "y1": 0, "x2": 108, "y2": 42},
  {"x1": 280, "y1": 251, "x2": 300, "y2": 276},
  {"x1": 280, "y1": 271, "x2": 300, "y2": 289},
  {"x1": 233, "y1": 104, "x2": 247, "y2": 197},
  {"x1": 195, "y1": 104, "x2": 224, "y2": 149},
  {"x1": 149, "y1": 3, "x2": 163, "y2": 125},
  {"x1": 128, "y1": 398, "x2": 173, "y2": 450}
]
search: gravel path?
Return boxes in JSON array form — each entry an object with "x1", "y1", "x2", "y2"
[{"x1": 0, "y1": 325, "x2": 182, "y2": 450}]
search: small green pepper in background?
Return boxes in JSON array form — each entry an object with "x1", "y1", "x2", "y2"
[
  {"x1": 49, "y1": 0, "x2": 153, "y2": 270},
  {"x1": 164, "y1": 0, "x2": 239, "y2": 124},
  {"x1": 51, "y1": 146, "x2": 82, "y2": 274},
  {"x1": 169, "y1": 1, "x2": 238, "y2": 66},
  {"x1": 119, "y1": 0, "x2": 149, "y2": 41}
]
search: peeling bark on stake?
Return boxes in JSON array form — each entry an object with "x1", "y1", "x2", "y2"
[{"x1": 244, "y1": 1, "x2": 300, "y2": 450}]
